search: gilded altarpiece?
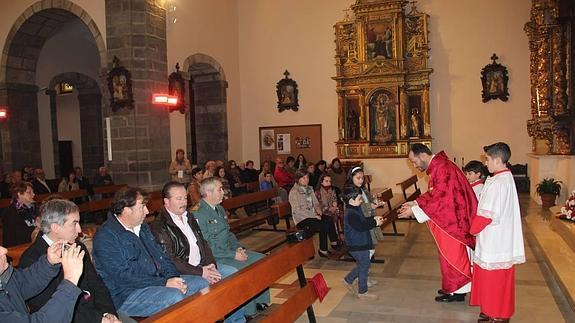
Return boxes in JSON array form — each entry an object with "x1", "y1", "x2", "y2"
[
  {"x1": 525, "y1": 0, "x2": 575, "y2": 155},
  {"x1": 334, "y1": 0, "x2": 432, "y2": 159}
]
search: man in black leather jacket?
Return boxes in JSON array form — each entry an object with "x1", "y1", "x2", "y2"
[{"x1": 149, "y1": 181, "x2": 237, "y2": 282}]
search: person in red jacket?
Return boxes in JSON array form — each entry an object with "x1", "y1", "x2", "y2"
[
  {"x1": 274, "y1": 157, "x2": 294, "y2": 190},
  {"x1": 399, "y1": 143, "x2": 477, "y2": 303}
]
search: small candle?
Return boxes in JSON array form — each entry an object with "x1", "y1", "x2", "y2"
[{"x1": 536, "y1": 88, "x2": 541, "y2": 117}]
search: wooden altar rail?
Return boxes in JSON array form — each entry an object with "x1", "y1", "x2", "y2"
[{"x1": 142, "y1": 238, "x2": 318, "y2": 323}]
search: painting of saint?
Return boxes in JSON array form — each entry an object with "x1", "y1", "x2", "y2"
[
  {"x1": 366, "y1": 23, "x2": 393, "y2": 59},
  {"x1": 113, "y1": 74, "x2": 127, "y2": 101}
]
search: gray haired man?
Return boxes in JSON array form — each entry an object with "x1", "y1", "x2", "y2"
[{"x1": 20, "y1": 199, "x2": 121, "y2": 323}]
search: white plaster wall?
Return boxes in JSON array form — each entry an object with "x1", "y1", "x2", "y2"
[
  {"x1": 165, "y1": 0, "x2": 242, "y2": 161},
  {"x1": 237, "y1": 0, "x2": 531, "y2": 190}
]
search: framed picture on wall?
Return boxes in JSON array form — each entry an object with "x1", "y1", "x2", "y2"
[
  {"x1": 261, "y1": 129, "x2": 275, "y2": 150},
  {"x1": 277, "y1": 134, "x2": 291, "y2": 154},
  {"x1": 276, "y1": 70, "x2": 299, "y2": 112},
  {"x1": 107, "y1": 56, "x2": 134, "y2": 112},
  {"x1": 480, "y1": 53, "x2": 509, "y2": 102}
]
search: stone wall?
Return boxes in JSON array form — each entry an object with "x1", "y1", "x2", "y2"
[{"x1": 105, "y1": 0, "x2": 171, "y2": 190}]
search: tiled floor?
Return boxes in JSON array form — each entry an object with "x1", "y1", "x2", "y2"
[{"x1": 240, "y1": 195, "x2": 575, "y2": 322}]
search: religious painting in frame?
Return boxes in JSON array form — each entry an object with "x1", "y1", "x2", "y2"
[
  {"x1": 276, "y1": 70, "x2": 299, "y2": 112},
  {"x1": 365, "y1": 20, "x2": 395, "y2": 60},
  {"x1": 168, "y1": 63, "x2": 186, "y2": 114},
  {"x1": 277, "y1": 134, "x2": 291, "y2": 154},
  {"x1": 481, "y1": 53, "x2": 509, "y2": 102},
  {"x1": 260, "y1": 129, "x2": 275, "y2": 150},
  {"x1": 107, "y1": 56, "x2": 134, "y2": 112}
]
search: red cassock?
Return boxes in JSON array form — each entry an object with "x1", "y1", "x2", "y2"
[
  {"x1": 416, "y1": 151, "x2": 477, "y2": 293},
  {"x1": 470, "y1": 213, "x2": 515, "y2": 319}
]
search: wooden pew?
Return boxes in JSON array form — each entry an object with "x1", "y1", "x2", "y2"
[
  {"x1": 35, "y1": 189, "x2": 89, "y2": 203},
  {"x1": 245, "y1": 181, "x2": 260, "y2": 193},
  {"x1": 396, "y1": 174, "x2": 421, "y2": 202},
  {"x1": 142, "y1": 238, "x2": 319, "y2": 323},
  {"x1": 6, "y1": 242, "x2": 32, "y2": 267},
  {"x1": 221, "y1": 188, "x2": 278, "y2": 210},
  {"x1": 375, "y1": 188, "x2": 403, "y2": 236},
  {"x1": 269, "y1": 201, "x2": 292, "y2": 230},
  {"x1": 222, "y1": 188, "x2": 286, "y2": 236},
  {"x1": 93, "y1": 184, "x2": 127, "y2": 197}
]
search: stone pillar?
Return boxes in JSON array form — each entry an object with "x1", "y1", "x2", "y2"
[
  {"x1": 0, "y1": 83, "x2": 41, "y2": 171},
  {"x1": 194, "y1": 80, "x2": 228, "y2": 164},
  {"x1": 78, "y1": 92, "x2": 104, "y2": 174},
  {"x1": 105, "y1": 0, "x2": 170, "y2": 190}
]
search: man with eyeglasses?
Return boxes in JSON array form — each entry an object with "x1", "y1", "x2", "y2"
[{"x1": 92, "y1": 187, "x2": 209, "y2": 318}]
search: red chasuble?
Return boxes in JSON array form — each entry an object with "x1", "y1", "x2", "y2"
[{"x1": 416, "y1": 151, "x2": 477, "y2": 293}]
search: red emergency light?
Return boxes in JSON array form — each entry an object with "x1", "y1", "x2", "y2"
[
  {"x1": 152, "y1": 94, "x2": 178, "y2": 106},
  {"x1": 0, "y1": 108, "x2": 7, "y2": 120}
]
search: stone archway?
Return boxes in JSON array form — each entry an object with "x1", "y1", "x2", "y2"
[
  {"x1": 0, "y1": 0, "x2": 106, "y2": 172},
  {"x1": 48, "y1": 73, "x2": 104, "y2": 177},
  {"x1": 182, "y1": 53, "x2": 228, "y2": 164}
]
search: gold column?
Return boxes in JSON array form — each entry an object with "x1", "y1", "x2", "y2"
[{"x1": 422, "y1": 85, "x2": 431, "y2": 137}]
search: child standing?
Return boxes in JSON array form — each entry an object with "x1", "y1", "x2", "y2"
[
  {"x1": 463, "y1": 160, "x2": 488, "y2": 199},
  {"x1": 342, "y1": 185, "x2": 384, "y2": 300},
  {"x1": 470, "y1": 142, "x2": 525, "y2": 322}
]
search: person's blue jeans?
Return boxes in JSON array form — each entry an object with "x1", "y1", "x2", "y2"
[
  {"x1": 118, "y1": 275, "x2": 209, "y2": 317},
  {"x1": 218, "y1": 250, "x2": 270, "y2": 316},
  {"x1": 216, "y1": 262, "x2": 247, "y2": 322},
  {"x1": 345, "y1": 250, "x2": 371, "y2": 294},
  {"x1": 217, "y1": 262, "x2": 237, "y2": 278}
]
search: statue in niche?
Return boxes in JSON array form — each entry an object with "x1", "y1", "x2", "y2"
[
  {"x1": 371, "y1": 92, "x2": 395, "y2": 143},
  {"x1": 410, "y1": 108, "x2": 421, "y2": 138},
  {"x1": 347, "y1": 108, "x2": 360, "y2": 140}
]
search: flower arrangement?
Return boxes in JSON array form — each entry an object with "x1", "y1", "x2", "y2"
[{"x1": 558, "y1": 190, "x2": 575, "y2": 221}]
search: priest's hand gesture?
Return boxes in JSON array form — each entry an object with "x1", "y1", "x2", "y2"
[{"x1": 398, "y1": 201, "x2": 416, "y2": 219}]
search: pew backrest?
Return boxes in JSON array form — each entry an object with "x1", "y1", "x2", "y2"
[
  {"x1": 396, "y1": 175, "x2": 421, "y2": 202},
  {"x1": 142, "y1": 238, "x2": 316, "y2": 323},
  {"x1": 221, "y1": 188, "x2": 278, "y2": 210},
  {"x1": 93, "y1": 184, "x2": 127, "y2": 195}
]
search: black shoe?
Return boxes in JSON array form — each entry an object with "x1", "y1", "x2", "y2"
[
  {"x1": 256, "y1": 303, "x2": 269, "y2": 312},
  {"x1": 318, "y1": 250, "x2": 330, "y2": 258},
  {"x1": 434, "y1": 293, "x2": 465, "y2": 302},
  {"x1": 437, "y1": 289, "x2": 448, "y2": 295}
]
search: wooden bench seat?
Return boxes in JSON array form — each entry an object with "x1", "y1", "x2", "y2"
[{"x1": 142, "y1": 238, "x2": 319, "y2": 323}]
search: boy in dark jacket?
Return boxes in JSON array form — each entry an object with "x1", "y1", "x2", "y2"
[{"x1": 342, "y1": 186, "x2": 383, "y2": 300}]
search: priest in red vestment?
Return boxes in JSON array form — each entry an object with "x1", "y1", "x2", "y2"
[
  {"x1": 470, "y1": 142, "x2": 525, "y2": 323},
  {"x1": 399, "y1": 143, "x2": 477, "y2": 302}
]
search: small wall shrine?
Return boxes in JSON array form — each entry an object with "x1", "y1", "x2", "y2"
[{"x1": 333, "y1": 0, "x2": 432, "y2": 158}]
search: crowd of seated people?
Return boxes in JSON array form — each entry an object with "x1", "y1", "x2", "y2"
[
  {"x1": 1, "y1": 165, "x2": 115, "y2": 248},
  {"x1": 0, "y1": 151, "x2": 354, "y2": 322}
]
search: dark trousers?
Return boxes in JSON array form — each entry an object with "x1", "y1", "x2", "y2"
[{"x1": 296, "y1": 217, "x2": 338, "y2": 251}]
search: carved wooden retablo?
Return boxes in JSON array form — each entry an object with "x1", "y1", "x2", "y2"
[
  {"x1": 333, "y1": 0, "x2": 432, "y2": 158},
  {"x1": 525, "y1": 0, "x2": 574, "y2": 155}
]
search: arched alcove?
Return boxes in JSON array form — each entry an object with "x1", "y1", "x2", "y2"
[
  {"x1": 0, "y1": 0, "x2": 106, "y2": 173},
  {"x1": 182, "y1": 53, "x2": 228, "y2": 164}
]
